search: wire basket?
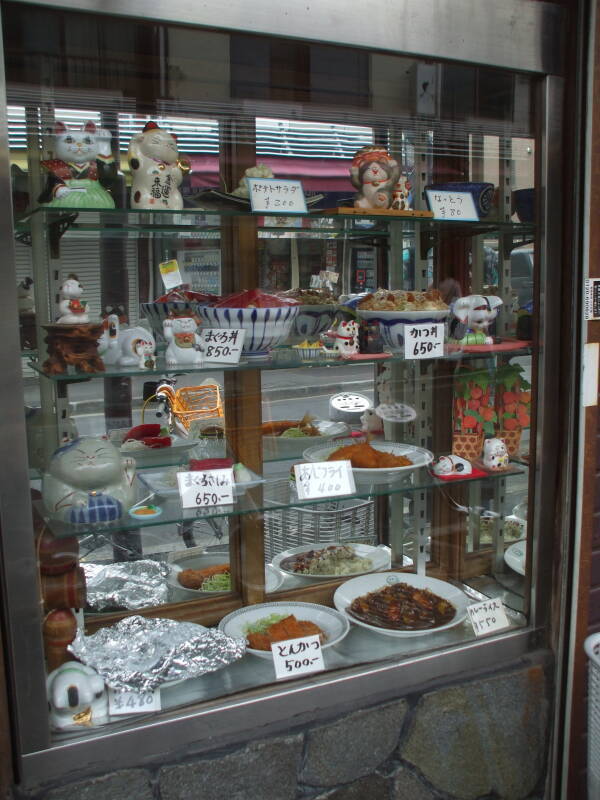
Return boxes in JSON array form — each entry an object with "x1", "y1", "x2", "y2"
[
  {"x1": 263, "y1": 480, "x2": 375, "y2": 562},
  {"x1": 171, "y1": 383, "x2": 224, "y2": 431},
  {"x1": 585, "y1": 633, "x2": 600, "y2": 798}
]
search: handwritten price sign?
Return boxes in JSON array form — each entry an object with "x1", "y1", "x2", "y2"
[
  {"x1": 425, "y1": 190, "x2": 479, "y2": 222},
  {"x1": 467, "y1": 598, "x2": 511, "y2": 637},
  {"x1": 404, "y1": 323, "x2": 444, "y2": 360},
  {"x1": 271, "y1": 634, "x2": 325, "y2": 679},
  {"x1": 108, "y1": 689, "x2": 161, "y2": 715},
  {"x1": 177, "y1": 468, "x2": 234, "y2": 509},
  {"x1": 294, "y1": 460, "x2": 355, "y2": 501},
  {"x1": 247, "y1": 178, "x2": 307, "y2": 214},
  {"x1": 200, "y1": 328, "x2": 245, "y2": 364}
]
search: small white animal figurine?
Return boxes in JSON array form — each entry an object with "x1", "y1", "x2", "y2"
[
  {"x1": 39, "y1": 120, "x2": 115, "y2": 208},
  {"x1": 452, "y1": 295, "x2": 503, "y2": 345},
  {"x1": 47, "y1": 662, "x2": 108, "y2": 730},
  {"x1": 391, "y1": 173, "x2": 413, "y2": 211},
  {"x1": 97, "y1": 314, "x2": 156, "y2": 367},
  {"x1": 128, "y1": 121, "x2": 191, "y2": 210},
  {"x1": 163, "y1": 316, "x2": 203, "y2": 366},
  {"x1": 360, "y1": 408, "x2": 384, "y2": 435},
  {"x1": 432, "y1": 454, "x2": 473, "y2": 477},
  {"x1": 57, "y1": 274, "x2": 89, "y2": 324},
  {"x1": 334, "y1": 319, "x2": 360, "y2": 357},
  {"x1": 482, "y1": 438, "x2": 510, "y2": 471},
  {"x1": 42, "y1": 437, "x2": 136, "y2": 523},
  {"x1": 350, "y1": 146, "x2": 400, "y2": 210},
  {"x1": 136, "y1": 340, "x2": 156, "y2": 370},
  {"x1": 17, "y1": 277, "x2": 35, "y2": 313}
]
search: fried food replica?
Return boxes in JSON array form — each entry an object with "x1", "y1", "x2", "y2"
[
  {"x1": 358, "y1": 288, "x2": 448, "y2": 312},
  {"x1": 246, "y1": 615, "x2": 326, "y2": 651},
  {"x1": 347, "y1": 582, "x2": 455, "y2": 630},
  {"x1": 262, "y1": 412, "x2": 319, "y2": 437},
  {"x1": 327, "y1": 442, "x2": 412, "y2": 469},
  {"x1": 178, "y1": 563, "x2": 229, "y2": 590}
]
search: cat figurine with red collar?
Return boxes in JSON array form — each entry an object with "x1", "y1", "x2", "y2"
[
  {"x1": 128, "y1": 122, "x2": 191, "y2": 210},
  {"x1": 334, "y1": 319, "x2": 360, "y2": 357},
  {"x1": 350, "y1": 146, "x2": 400, "y2": 210}
]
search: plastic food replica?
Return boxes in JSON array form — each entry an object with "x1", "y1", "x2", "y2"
[
  {"x1": 231, "y1": 163, "x2": 274, "y2": 197},
  {"x1": 97, "y1": 314, "x2": 156, "y2": 368},
  {"x1": 450, "y1": 294, "x2": 503, "y2": 345},
  {"x1": 347, "y1": 582, "x2": 456, "y2": 631},
  {"x1": 42, "y1": 437, "x2": 136, "y2": 523},
  {"x1": 57, "y1": 274, "x2": 89, "y2": 324},
  {"x1": 279, "y1": 546, "x2": 373, "y2": 577},
  {"x1": 452, "y1": 367, "x2": 498, "y2": 460},
  {"x1": 262, "y1": 413, "x2": 319, "y2": 438},
  {"x1": 482, "y1": 438, "x2": 510, "y2": 471},
  {"x1": 244, "y1": 614, "x2": 326, "y2": 651},
  {"x1": 178, "y1": 564, "x2": 230, "y2": 591},
  {"x1": 350, "y1": 146, "x2": 400, "y2": 210},
  {"x1": 47, "y1": 662, "x2": 108, "y2": 730},
  {"x1": 128, "y1": 121, "x2": 191, "y2": 210},
  {"x1": 494, "y1": 363, "x2": 531, "y2": 455},
  {"x1": 357, "y1": 289, "x2": 448, "y2": 312},
  {"x1": 327, "y1": 441, "x2": 412, "y2": 469},
  {"x1": 163, "y1": 315, "x2": 203, "y2": 366},
  {"x1": 39, "y1": 120, "x2": 115, "y2": 208}
]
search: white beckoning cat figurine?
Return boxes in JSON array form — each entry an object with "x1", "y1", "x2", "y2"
[
  {"x1": 42, "y1": 437, "x2": 136, "y2": 524},
  {"x1": 39, "y1": 120, "x2": 115, "y2": 208},
  {"x1": 334, "y1": 319, "x2": 360, "y2": 357},
  {"x1": 163, "y1": 316, "x2": 203, "y2": 366},
  {"x1": 128, "y1": 121, "x2": 191, "y2": 210},
  {"x1": 136, "y1": 340, "x2": 156, "y2": 370},
  {"x1": 47, "y1": 662, "x2": 108, "y2": 730},
  {"x1": 360, "y1": 408, "x2": 384, "y2": 435},
  {"x1": 97, "y1": 314, "x2": 156, "y2": 367},
  {"x1": 482, "y1": 438, "x2": 510, "y2": 471},
  {"x1": 350, "y1": 146, "x2": 400, "y2": 210},
  {"x1": 57, "y1": 274, "x2": 89, "y2": 324}
]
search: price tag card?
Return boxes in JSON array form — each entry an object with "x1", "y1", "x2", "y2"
[
  {"x1": 159, "y1": 258, "x2": 183, "y2": 290},
  {"x1": 108, "y1": 688, "x2": 161, "y2": 715},
  {"x1": 585, "y1": 279, "x2": 600, "y2": 320},
  {"x1": 177, "y1": 468, "x2": 234, "y2": 509},
  {"x1": 201, "y1": 328, "x2": 245, "y2": 364},
  {"x1": 425, "y1": 190, "x2": 479, "y2": 222},
  {"x1": 271, "y1": 634, "x2": 325, "y2": 680},
  {"x1": 294, "y1": 460, "x2": 356, "y2": 501},
  {"x1": 247, "y1": 178, "x2": 307, "y2": 214},
  {"x1": 467, "y1": 598, "x2": 511, "y2": 637},
  {"x1": 404, "y1": 323, "x2": 445, "y2": 360}
]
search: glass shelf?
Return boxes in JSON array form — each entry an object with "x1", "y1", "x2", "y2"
[
  {"x1": 36, "y1": 465, "x2": 526, "y2": 540},
  {"x1": 28, "y1": 344, "x2": 533, "y2": 383}
]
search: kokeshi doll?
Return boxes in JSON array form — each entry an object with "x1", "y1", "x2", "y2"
[{"x1": 43, "y1": 609, "x2": 78, "y2": 671}]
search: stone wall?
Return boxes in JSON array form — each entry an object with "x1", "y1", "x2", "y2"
[{"x1": 13, "y1": 654, "x2": 551, "y2": 800}]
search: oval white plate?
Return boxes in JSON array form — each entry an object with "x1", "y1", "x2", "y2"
[
  {"x1": 333, "y1": 572, "x2": 469, "y2": 637},
  {"x1": 504, "y1": 539, "x2": 526, "y2": 576},
  {"x1": 218, "y1": 601, "x2": 350, "y2": 659},
  {"x1": 302, "y1": 439, "x2": 433, "y2": 483},
  {"x1": 272, "y1": 543, "x2": 391, "y2": 580},
  {"x1": 168, "y1": 556, "x2": 283, "y2": 599},
  {"x1": 263, "y1": 420, "x2": 349, "y2": 460}
]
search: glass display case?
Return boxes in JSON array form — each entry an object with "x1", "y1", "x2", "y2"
[{"x1": 0, "y1": 0, "x2": 568, "y2": 783}]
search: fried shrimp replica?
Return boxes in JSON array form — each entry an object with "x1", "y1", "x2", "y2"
[{"x1": 326, "y1": 442, "x2": 412, "y2": 469}]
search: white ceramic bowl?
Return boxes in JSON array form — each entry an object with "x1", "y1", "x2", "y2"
[
  {"x1": 357, "y1": 309, "x2": 449, "y2": 352},
  {"x1": 218, "y1": 600, "x2": 350, "y2": 659},
  {"x1": 198, "y1": 305, "x2": 299, "y2": 355},
  {"x1": 168, "y1": 554, "x2": 283, "y2": 600},
  {"x1": 292, "y1": 305, "x2": 338, "y2": 339}
]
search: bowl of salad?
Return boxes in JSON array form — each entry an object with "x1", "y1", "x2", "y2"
[{"x1": 168, "y1": 552, "x2": 284, "y2": 600}]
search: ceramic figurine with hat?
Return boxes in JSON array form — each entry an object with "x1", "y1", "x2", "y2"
[
  {"x1": 450, "y1": 294, "x2": 503, "y2": 345},
  {"x1": 350, "y1": 146, "x2": 400, "y2": 210},
  {"x1": 128, "y1": 121, "x2": 191, "y2": 210}
]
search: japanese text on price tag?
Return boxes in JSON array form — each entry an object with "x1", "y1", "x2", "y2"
[
  {"x1": 158, "y1": 259, "x2": 183, "y2": 290},
  {"x1": 201, "y1": 328, "x2": 245, "y2": 364},
  {"x1": 467, "y1": 598, "x2": 510, "y2": 637},
  {"x1": 271, "y1": 634, "x2": 325, "y2": 680},
  {"x1": 294, "y1": 460, "x2": 355, "y2": 501},
  {"x1": 177, "y1": 468, "x2": 234, "y2": 509},
  {"x1": 247, "y1": 178, "x2": 307, "y2": 214},
  {"x1": 426, "y1": 190, "x2": 479, "y2": 221},
  {"x1": 404, "y1": 323, "x2": 445, "y2": 360},
  {"x1": 108, "y1": 688, "x2": 161, "y2": 715}
]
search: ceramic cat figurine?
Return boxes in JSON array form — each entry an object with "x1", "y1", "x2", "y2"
[
  {"x1": 42, "y1": 437, "x2": 136, "y2": 523},
  {"x1": 334, "y1": 319, "x2": 360, "y2": 357},
  {"x1": 39, "y1": 121, "x2": 115, "y2": 208},
  {"x1": 432, "y1": 455, "x2": 472, "y2": 477},
  {"x1": 482, "y1": 438, "x2": 509, "y2": 471},
  {"x1": 57, "y1": 274, "x2": 89, "y2": 324},
  {"x1": 163, "y1": 316, "x2": 203, "y2": 365},
  {"x1": 128, "y1": 122, "x2": 191, "y2": 210},
  {"x1": 350, "y1": 146, "x2": 400, "y2": 210},
  {"x1": 451, "y1": 295, "x2": 503, "y2": 345},
  {"x1": 97, "y1": 314, "x2": 156, "y2": 367},
  {"x1": 47, "y1": 662, "x2": 108, "y2": 730}
]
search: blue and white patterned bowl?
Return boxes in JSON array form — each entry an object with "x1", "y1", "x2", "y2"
[
  {"x1": 292, "y1": 304, "x2": 337, "y2": 339},
  {"x1": 140, "y1": 301, "x2": 197, "y2": 342},
  {"x1": 357, "y1": 309, "x2": 449, "y2": 352},
  {"x1": 198, "y1": 305, "x2": 298, "y2": 355}
]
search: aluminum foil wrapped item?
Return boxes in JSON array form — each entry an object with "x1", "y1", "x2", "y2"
[
  {"x1": 83, "y1": 561, "x2": 170, "y2": 611},
  {"x1": 69, "y1": 615, "x2": 246, "y2": 692}
]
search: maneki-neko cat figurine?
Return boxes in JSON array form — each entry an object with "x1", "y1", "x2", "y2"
[
  {"x1": 350, "y1": 146, "x2": 400, "y2": 210},
  {"x1": 57, "y1": 274, "x2": 89, "y2": 324},
  {"x1": 128, "y1": 121, "x2": 191, "y2": 210},
  {"x1": 39, "y1": 121, "x2": 115, "y2": 208},
  {"x1": 163, "y1": 315, "x2": 203, "y2": 366}
]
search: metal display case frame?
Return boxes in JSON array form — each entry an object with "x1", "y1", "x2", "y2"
[{"x1": 0, "y1": 0, "x2": 575, "y2": 788}]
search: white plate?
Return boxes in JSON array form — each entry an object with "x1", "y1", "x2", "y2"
[
  {"x1": 272, "y1": 543, "x2": 391, "y2": 580},
  {"x1": 121, "y1": 436, "x2": 199, "y2": 468},
  {"x1": 168, "y1": 555, "x2": 283, "y2": 599},
  {"x1": 504, "y1": 539, "x2": 526, "y2": 576},
  {"x1": 302, "y1": 439, "x2": 433, "y2": 483},
  {"x1": 263, "y1": 420, "x2": 349, "y2": 460},
  {"x1": 333, "y1": 572, "x2": 469, "y2": 637},
  {"x1": 218, "y1": 601, "x2": 350, "y2": 659}
]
